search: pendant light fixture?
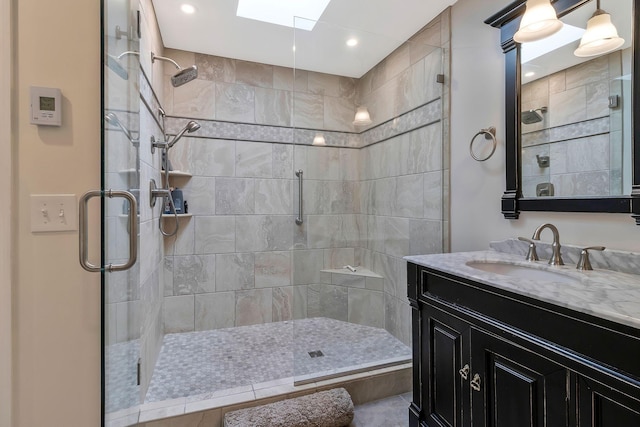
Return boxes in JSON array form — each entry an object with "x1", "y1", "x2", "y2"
[
  {"x1": 353, "y1": 106, "x2": 372, "y2": 126},
  {"x1": 514, "y1": 0, "x2": 563, "y2": 43},
  {"x1": 574, "y1": 0, "x2": 624, "y2": 57}
]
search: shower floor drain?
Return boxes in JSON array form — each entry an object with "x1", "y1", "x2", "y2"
[{"x1": 308, "y1": 350, "x2": 324, "y2": 358}]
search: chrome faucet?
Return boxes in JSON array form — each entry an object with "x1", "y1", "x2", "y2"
[{"x1": 532, "y1": 223, "x2": 564, "y2": 266}]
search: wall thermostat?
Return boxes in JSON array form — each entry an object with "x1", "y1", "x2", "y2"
[{"x1": 30, "y1": 86, "x2": 62, "y2": 126}]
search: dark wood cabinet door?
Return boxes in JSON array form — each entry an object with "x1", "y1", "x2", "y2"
[
  {"x1": 471, "y1": 329, "x2": 570, "y2": 427},
  {"x1": 577, "y1": 375, "x2": 640, "y2": 427},
  {"x1": 422, "y1": 307, "x2": 471, "y2": 427}
]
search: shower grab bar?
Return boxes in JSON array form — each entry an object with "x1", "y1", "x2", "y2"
[
  {"x1": 295, "y1": 169, "x2": 303, "y2": 225},
  {"x1": 79, "y1": 189, "x2": 138, "y2": 272}
]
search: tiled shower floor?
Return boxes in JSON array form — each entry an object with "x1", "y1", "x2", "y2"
[{"x1": 144, "y1": 317, "x2": 411, "y2": 403}]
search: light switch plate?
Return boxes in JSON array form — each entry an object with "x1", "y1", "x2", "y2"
[{"x1": 30, "y1": 194, "x2": 78, "y2": 232}]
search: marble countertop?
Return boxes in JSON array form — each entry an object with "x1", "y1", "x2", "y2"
[{"x1": 405, "y1": 250, "x2": 640, "y2": 330}]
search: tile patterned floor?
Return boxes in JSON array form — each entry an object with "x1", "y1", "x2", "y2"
[
  {"x1": 144, "y1": 317, "x2": 411, "y2": 403},
  {"x1": 105, "y1": 339, "x2": 140, "y2": 413}
]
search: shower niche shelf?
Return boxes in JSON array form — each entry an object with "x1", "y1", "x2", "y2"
[
  {"x1": 161, "y1": 213, "x2": 192, "y2": 219},
  {"x1": 167, "y1": 170, "x2": 192, "y2": 179},
  {"x1": 118, "y1": 168, "x2": 138, "y2": 175}
]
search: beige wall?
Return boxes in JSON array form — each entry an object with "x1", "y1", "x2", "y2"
[
  {"x1": 14, "y1": 0, "x2": 102, "y2": 426},
  {"x1": 450, "y1": 0, "x2": 639, "y2": 253},
  {"x1": 1, "y1": 0, "x2": 14, "y2": 424}
]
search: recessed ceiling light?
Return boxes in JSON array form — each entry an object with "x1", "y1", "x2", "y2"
[
  {"x1": 346, "y1": 38, "x2": 358, "y2": 47},
  {"x1": 181, "y1": 4, "x2": 195, "y2": 14},
  {"x1": 525, "y1": 71, "x2": 536, "y2": 77},
  {"x1": 236, "y1": 0, "x2": 331, "y2": 31}
]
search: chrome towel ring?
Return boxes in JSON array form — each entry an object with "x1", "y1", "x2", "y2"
[{"x1": 469, "y1": 127, "x2": 497, "y2": 162}]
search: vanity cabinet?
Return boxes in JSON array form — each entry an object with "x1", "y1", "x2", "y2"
[{"x1": 408, "y1": 262, "x2": 640, "y2": 427}]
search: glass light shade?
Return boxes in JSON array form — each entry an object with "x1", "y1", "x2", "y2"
[
  {"x1": 312, "y1": 133, "x2": 326, "y2": 146},
  {"x1": 574, "y1": 11, "x2": 624, "y2": 57},
  {"x1": 514, "y1": 0, "x2": 563, "y2": 43},
  {"x1": 353, "y1": 106, "x2": 372, "y2": 126}
]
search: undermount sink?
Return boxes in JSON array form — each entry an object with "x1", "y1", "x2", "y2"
[{"x1": 466, "y1": 261, "x2": 580, "y2": 284}]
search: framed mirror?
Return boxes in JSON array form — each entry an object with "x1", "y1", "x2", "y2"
[{"x1": 485, "y1": 0, "x2": 640, "y2": 224}]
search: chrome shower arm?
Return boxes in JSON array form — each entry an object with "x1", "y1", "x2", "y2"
[
  {"x1": 117, "y1": 51, "x2": 140, "y2": 60},
  {"x1": 151, "y1": 52, "x2": 181, "y2": 70}
]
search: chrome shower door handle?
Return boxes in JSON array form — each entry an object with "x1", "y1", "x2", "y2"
[
  {"x1": 295, "y1": 169, "x2": 303, "y2": 225},
  {"x1": 79, "y1": 189, "x2": 138, "y2": 272}
]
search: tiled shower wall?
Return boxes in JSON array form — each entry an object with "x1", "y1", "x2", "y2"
[
  {"x1": 161, "y1": 9, "x2": 451, "y2": 346},
  {"x1": 521, "y1": 49, "x2": 628, "y2": 197}
]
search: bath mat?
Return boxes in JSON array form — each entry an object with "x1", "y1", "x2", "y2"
[{"x1": 224, "y1": 387, "x2": 354, "y2": 427}]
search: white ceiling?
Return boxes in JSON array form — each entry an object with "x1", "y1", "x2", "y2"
[{"x1": 152, "y1": 0, "x2": 457, "y2": 78}]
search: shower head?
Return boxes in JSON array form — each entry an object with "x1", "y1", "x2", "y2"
[
  {"x1": 105, "y1": 112, "x2": 139, "y2": 146},
  {"x1": 171, "y1": 65, "x2": 198, "y2": 87},
  {"x1": 521, "y1": 107, "x2": 548, "y2": 124},
  {"x1": 151, "y1": 52, "x2": 199, "y2": 87},
  {"x1": 167, "y1": 121, "x2": 201, "y2": 148}
]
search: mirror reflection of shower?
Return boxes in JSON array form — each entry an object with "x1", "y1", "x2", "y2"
[
  {"x1": 151, "y1": 52, "x2": 198, "y2": 87},
  {"x1": 521, "y1": 106, "x2": 548, "y2": 124}
]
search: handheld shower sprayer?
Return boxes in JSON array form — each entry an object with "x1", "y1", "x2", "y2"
[
  {"x1": 151, "y1": 52, "x2": 198, "y2": 87},
  {"x1": 167, "y1": 121, "x2": 201, "y2": 148}
]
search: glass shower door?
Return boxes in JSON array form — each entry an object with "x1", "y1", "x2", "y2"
[
  {"x1": 102, "y1": 0, "x2": 141, "y2": 424},
  {"x1": 291, "y1": 17, "x2": 444, "y2": 384}
]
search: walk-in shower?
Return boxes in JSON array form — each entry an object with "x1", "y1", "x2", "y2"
[{"x1": 102, "y1": 2, "x2": 448, "y2": 425}]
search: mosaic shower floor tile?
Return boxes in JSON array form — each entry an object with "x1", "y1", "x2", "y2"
[{"x1": 144, "y1": 317, "x2": 411, "y2": 403}]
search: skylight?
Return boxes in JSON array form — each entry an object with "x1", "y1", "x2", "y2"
[
  {"x1": 236, "y1": 0, "x2": 331, "y2": 31},
  {"x1": 520, "y1": 24, "x2": 585, "y2": 64}
]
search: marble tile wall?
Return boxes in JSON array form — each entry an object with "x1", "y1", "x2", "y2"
[
  {"x1": 521, "y1": 50, "x2": 624, "y2": 197},
  {"x1": 163, "y1": 48, "x2": 356, "y2": 133},
  {"x1": 161, "y1": 10, "x2": 451, "y2": 348},
  {"x1": 162, "y1": 138, "x2": 364, "y2": 333}
]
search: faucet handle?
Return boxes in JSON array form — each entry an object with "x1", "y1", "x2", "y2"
[
  {"x1": 576, "y1": 246, "x2": 606, "y2": 271},
  {"x1": 518, "y1": 237, "x2": 539, "y2": 262}
]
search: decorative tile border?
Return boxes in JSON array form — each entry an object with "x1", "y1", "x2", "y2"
[{"x1": 164, "y1": 97, "x2": 441, "y2": 149}]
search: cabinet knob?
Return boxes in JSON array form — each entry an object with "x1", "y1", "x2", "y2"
[
  {"x1": 459, "y1": 364, "x2": 470, "y2": 380},
  {"x1": 470, "y1": 373, "x2": 482, "y2": 392}
]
